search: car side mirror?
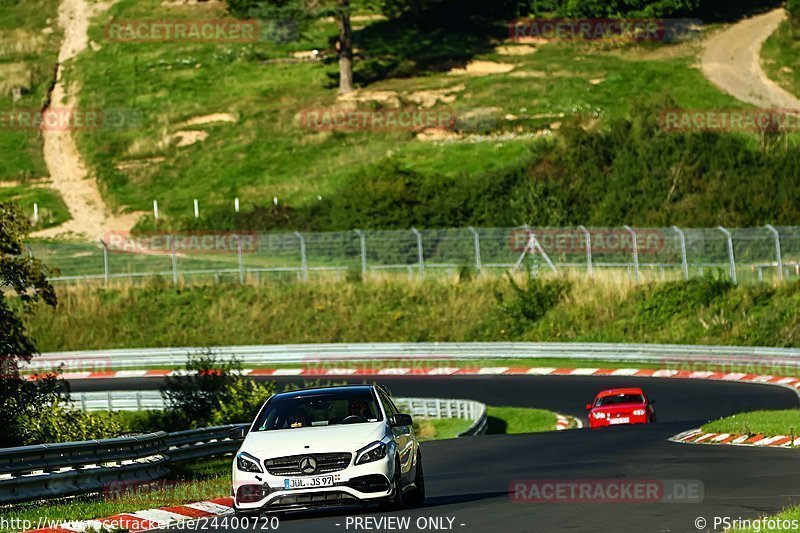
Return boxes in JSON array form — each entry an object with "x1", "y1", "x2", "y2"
[
  {"x1": 390, "y1": 414, "x2": 413, "y2": 427},
  {"x1": 230, "y1": 426, "x2": 249, "y2": 440},
  {"x1": 585, "y1": 404, "x2": 593, "y2": 410}
]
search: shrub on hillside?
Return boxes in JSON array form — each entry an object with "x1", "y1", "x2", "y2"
[
  {"x1": 635, "y1": 274, "x2": 733, "y2": 324},
  {"x1": 496, "y1": 264, "x2": 572, "y2": 331}
]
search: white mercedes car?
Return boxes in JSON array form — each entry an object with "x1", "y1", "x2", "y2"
[{"x1": 230, "y1": 384, "x2": 425, "y2": 515}]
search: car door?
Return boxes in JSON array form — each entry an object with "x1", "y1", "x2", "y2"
[{"x1": 379, "y1": 390, "x2": 414, "y2": 482}]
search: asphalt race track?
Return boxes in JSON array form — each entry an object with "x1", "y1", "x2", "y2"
[{"x1": 69, "y1": 375, "x2": 800, "y2": 533}]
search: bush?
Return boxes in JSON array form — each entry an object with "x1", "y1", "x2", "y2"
[
  {"x1": 496, "y1": 264, "x2": 572, "y2": 330},
  {"x1": 28, "y1": 401, "x2": 123, "y2": 444},
  {"x1": 789, "y1": 0, "x2": 800, "y2": 22},
  {"x1": 161, "y1": 352, "x2": 276, "y2": 429},
  {"x1": 636, "y1": 274, "x2": 733, "y2": 324}
]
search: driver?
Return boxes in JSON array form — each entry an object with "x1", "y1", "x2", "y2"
[
  {"x1": 347, "y1": 398, "x2": 370, "y2": 419},
  {"x1": 287, "y1": 410, "x2": 308, "y2": 429}
]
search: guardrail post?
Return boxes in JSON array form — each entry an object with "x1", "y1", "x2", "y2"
[
  {"x1": 237, "y1": 236, "x2": 245, "y2": 284},
  {"x1": 107, "y1": 392, "x2": 113, "y2": 413},
  {"x1": 718, "y1": 226, "x2": 737, "y2": 285},
  {"x1": 354, "y1": 230, "x2": 367, "y2": 277},
  {"x1": 170, "y1": 235, "x2": 178, "y2": 285},
  {"x1": 671, "y1": 226, "x2": 689, "y2": 280},
  {"x1": 468, "y1": 227, "x2": 482, "y2": 275},
  {"x1": 294, "y1": 232, "x2": 308, "y2": 281},
  {"x1": 100, "y1": 239, "x2": 110, "y2": 286},
  {"x1": 624, "y1": 225, "x2": 640, "y2": 282},
  {"x1": 766, "y1": 224, "x2": 783, "y2": 282},
  {"x1": 578, "y1": 225, "x2": 593, "y2": 278},
  {"x1": 136, "y1": 392, "x2": 143, "y2": 411},
  {"x1": 410, "y1": 228, "x2": 424, "y2": 280}
]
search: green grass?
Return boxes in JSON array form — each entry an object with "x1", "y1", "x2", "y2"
[
  {"x1": 23, "y1": 276, "x2": 800, "y2": 354},
  {"x1": 486, "y1": 406, "x2": 558, "y2": 434},
  {"x1": 65, "y1": 0, "x2": 747, "y2": 229},
  {"x1": 0, "y1": 458, "x2": 230, "y2": 533},
  {"x1": 731, "y1": 507, "x2": 800, "y2": 532},
  {"x1": 414, "y1": 417, "x2": 473, "y2": 440},
  {"x1": 0, "y1": 186, "x2": 70, "y2": 229},
  {"x1": 703, "y1": 410, "x2": 800, "y2": 436},
  {"x1": 762, "y1": 19, "x2": 800, "y2": 100}
]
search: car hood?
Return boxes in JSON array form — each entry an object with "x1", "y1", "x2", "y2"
[{"x1": 242, "y1": 422, "x2": 386, "y2": 457}]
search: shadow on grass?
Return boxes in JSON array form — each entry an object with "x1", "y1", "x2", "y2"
[{"x1": 485, "y1": 416, "x2": 508, "y2": 435}]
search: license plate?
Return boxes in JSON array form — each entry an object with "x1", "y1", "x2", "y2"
[
  {"x1": 284, "y1": 475, "x2": 335, "y2": 490},
  {"x1": 609, "y1": 417, "x2": 630, "y2": 425}
]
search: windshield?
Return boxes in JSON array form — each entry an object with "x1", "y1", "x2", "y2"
[
  {"x1": 253, "y1": 389, "x2": 383, "y2": 431},
  {"x1": 596, "y1": 393, "x2": 645, "y2": 407}
]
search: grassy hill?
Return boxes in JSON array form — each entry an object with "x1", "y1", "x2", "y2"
[
  {"x1": 0, "y1": 0, "x2": 69, "y2": 228},
  {"x1": 70, "y1": 0, "x2": 751, "y2": 230}
]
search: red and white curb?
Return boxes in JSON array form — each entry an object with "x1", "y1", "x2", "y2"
[
  {"x1": 25, "y1": 498, "x2": 234, "y2": 533},
  {"x1": 670, "y1": 429, "x2": 800, "y2": 448},
  {"x1": 34, "y1": 366, "x2": 800, "y2": 384},
  {"x1": 556, "y1": 413, "x2": 583, "y2": 430},
  {"x1": 40, "y1": 366, "x2": 800, "y2": 395}
]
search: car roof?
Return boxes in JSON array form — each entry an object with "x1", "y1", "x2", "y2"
[
  {"x1": 596, "y1": 387, "x2": 645, "y2": 397},
  {"x1": 273, "y1": 384, "x2": 375, "y2": 398}
]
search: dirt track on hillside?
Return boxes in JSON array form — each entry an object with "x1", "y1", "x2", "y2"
[
  {"x1": 34, "y1": 0, "x2": 139, "y2": 240},
  {"x1": 701, "y1": 8, "x2": 800, "y2": 109}
]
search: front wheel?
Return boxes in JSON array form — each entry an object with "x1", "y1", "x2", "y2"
[
  {"x1": 405, "y1": 453, "x2": 425, "y2": 507},
  {"x1": 380, "y1": 457, "x2": 405, "y2": 510}
]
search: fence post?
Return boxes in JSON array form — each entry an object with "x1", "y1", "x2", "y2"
[
  {"x1": 718, "y1": 226, "x2": 737, "y2": 285},
  {"x1": 294, "y1": 231, "x2": 308, "y2": 281},
  {"x1": 237, "y1": 236, "x2": 245, "y2": 284},
  {"x1": 100, "y1": 239, "x2": 110, "y2": 286},
  {"x1": 765, "y1": 224, "x2": 783, "y2": 282},
  {"x1": 672, "y1": 226, "x2": 689, "y2": 280},
  {"x1": 624, "y1": 225, "x2": 640, "y2": 282},
  {"x1": 467, "y1": 227, "x2": 482, "y2": 275},
  {"x1": 410, "y1": 228, "x2": 424, "y2": 279},
  {"x1": 354, "y1": 229, "x2": 367, "y2": 277},
  {"x1": 193, "y1": 199, "x2": 199, "y2": 219},
  {"x1": 33, "y1": 203, "x2": 38, "y2": 225},
  {"x1": 153, "y1": 200, "x2": 159, "y2": 221},
  {"x1": 25, "y1": 243, "x2": 33, "y2": 259},
  {"x1": 578, "y1": 225, "x2": 593, "y2": 278},
  {"x1": 170, "y1": 235, "x2": 178, "y2": 285},
  {"x1": 234, "y1": 197, "x2": 240, "y2": 213}
]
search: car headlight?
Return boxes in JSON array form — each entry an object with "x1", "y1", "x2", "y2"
[
  {"x1": 355, "y1": 441, "x2": 389, "y2": 465},
  {"x1": 593, "y1": 412, "x2": 606, "y2": 419},
  {"x1": 236, "y1": 452, "x2": 263, "y2": 473},
  {"x1": 633, "y1": 409, "x2": 646, "y2": 416}
]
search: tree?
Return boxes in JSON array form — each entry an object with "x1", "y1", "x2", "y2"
[
  {"x1": 0, "y1": 202, "x2": 59, "y2": 447},
  {"x1": 229, "y1": 0, "x2": 358, "y2": 93}
]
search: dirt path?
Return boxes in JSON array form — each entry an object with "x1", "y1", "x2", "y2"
[
  {"x1": 33, "y1": 0, "x2": 139, "y2": 240},
  {"x1": 701, "y1": 8, "x2": 800, "y2": 109}
]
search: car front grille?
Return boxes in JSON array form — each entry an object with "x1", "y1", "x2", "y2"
[{"x1": 264, "y1": 453, "x2": 352, "y2": 477}]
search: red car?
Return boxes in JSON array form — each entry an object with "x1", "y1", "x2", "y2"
[{"x1": 586, "y1": 387, "x2": 656, "y2": 429}]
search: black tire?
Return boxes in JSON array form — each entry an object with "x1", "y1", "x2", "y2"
[
  {"x1": 380, "y1": 457, "x2": 405, "y2": 510},
  {"x1": 405, "y1": 453, "x2": 425, "y2": 507},
  {"x1": 234, "y1": 509, "x2": 261, "y2": 519}
]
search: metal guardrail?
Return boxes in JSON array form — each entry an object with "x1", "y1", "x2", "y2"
[
  {"x1": 0, "y1": 425, "x2": 247, "y2": 504},
  {"x1": 28, "y1": 342, "x2": 800, "y2": 374},
  {"x1": 5, "y1": 395, "x2": 486, "y2": 504},
  {"x1": 68, "y1": 393, "x2": 489, "y2": 437}
]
